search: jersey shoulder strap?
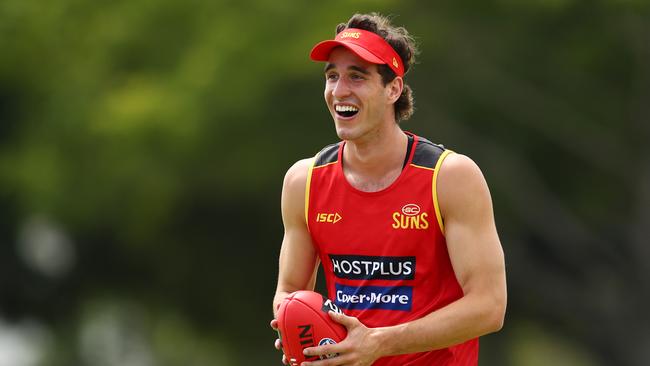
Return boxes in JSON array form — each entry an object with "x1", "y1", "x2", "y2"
[
  {"x1": 314, "y1": 142, "x2": 340, "y2": 168},
  {"x1": 306, "y1": 142, "x2": 340, "y2": 224},
  {"x1": 410, "y1": 135, "x2": 454, "y2": 234},
  {"x1": 411, "y1": 136, "x2": 446, "y2": 169}
]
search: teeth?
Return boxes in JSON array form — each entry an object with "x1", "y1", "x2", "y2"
[{"x1": 335, "y1": 105, "x2": 359, "y2": 112}]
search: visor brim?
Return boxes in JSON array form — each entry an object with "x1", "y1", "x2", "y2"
[{"x1": 310, "y1": 40, "x2": 385, "y2": 65}]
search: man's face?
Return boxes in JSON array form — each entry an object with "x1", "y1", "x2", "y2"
[{"x1": 324, "y1": 47, "x2": 394, "y2": 142}]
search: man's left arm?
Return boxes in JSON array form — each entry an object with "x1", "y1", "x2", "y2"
[{"x1": 302, "y1": 153, "x2": 507, "y2": 365}]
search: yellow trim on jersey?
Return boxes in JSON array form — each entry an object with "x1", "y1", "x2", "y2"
[
  {"x1": 312, "y1": 161, "x2": 337, "y2": 170},
  {"x1": 305, "y1": 160, "x2": 315, "y2": 225},
  {"x1": 410, "y1": 163, "x2": 435, "y2": 171},
  {"x1": 433, "y1": 150, "x2": 453, "y2": 235}
]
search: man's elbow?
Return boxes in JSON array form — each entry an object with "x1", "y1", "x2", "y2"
[{"x1": 485, "y1": 294, "x2": 507, "y2": 333}]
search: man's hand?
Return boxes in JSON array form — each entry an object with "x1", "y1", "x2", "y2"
[
  {"x1": 301, "y1": 311, "x2": 383, "y2": 366},
  {"x1": 270, "y1": 318, "x2": 288, "y2": 365}
]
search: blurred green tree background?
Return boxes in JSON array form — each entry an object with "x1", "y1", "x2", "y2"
[{"x1": 1, "y1": 0, "x2": 648, "y2": 365}]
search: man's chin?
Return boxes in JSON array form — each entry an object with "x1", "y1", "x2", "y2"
[
  {"x1": 334, "y1": 127, "x2": 357, "y2": 141},
  {"x1": 333, "y1": 119, "x2": 360, "y2": 139}
]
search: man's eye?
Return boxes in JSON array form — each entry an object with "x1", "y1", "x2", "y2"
[
  {"x1": 326, "y1": 73, "x2": 338, "y2": 81},
  {"x1": 350, "y1": 74, "x2": 365, "y2": 80}
]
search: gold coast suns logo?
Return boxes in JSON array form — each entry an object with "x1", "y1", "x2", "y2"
[
  {"x1": 339, "y1": 31, "x2": 361, "y2": 39},
  {"x1": 392, "y1": 204, "x2": 429, "y2": 230}
]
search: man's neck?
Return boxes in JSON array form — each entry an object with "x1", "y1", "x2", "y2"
[{"x1": 342, "y1": 124, "x2": 408, "y2": 192}]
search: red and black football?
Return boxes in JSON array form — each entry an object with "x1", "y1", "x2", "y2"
[{"x1": 276, "y1": 291, "x2": 347, "y2": 366}]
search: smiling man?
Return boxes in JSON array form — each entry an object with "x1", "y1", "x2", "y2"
[{"x1": 271, "y1": 13, "x2": 507, "y2": 366}]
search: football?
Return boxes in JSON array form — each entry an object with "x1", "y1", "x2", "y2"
[{"x1": 276, "y1": 291, "x2": 347, "y2": 366}]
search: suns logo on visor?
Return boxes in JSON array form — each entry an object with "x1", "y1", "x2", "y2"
[{"x1": 339, "y1": 31, "x2": 361, "y2": 39}]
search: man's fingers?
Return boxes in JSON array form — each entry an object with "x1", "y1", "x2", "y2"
[
  {"x1": 270, "y1": 319, "x2": 279, "y2": 330},
  {"x1": 301, "y1": 352, "x2": 354, "y2": 366},
  {"x1": 275, "y1": 338, "x2": 283, "y2": 350},
  {"x1": 328, "y1": 310, "x2": 357, "y2": 328},
  {"x1": 303, "y1": 342, "x2": 344, "y2": 359}
]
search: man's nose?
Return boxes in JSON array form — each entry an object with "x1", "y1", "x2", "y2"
[{"x1": 332, "y1": 79, "x2": 351, "y2": 99}]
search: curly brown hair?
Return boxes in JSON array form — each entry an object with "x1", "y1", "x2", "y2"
[{"x1": 335, "y1": 13, "x2": 419, "y2": 122}]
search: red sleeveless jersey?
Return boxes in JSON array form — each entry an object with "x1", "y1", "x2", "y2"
[{"x1": 305, "y1": 133, "x2": 478, "y2": 365}]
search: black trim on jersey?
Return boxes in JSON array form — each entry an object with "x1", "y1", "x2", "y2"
[
  {"x1": 402, "y1": 134, "x2": 414, "y2": 169},
  {"x1": 315, "y1": 136, "x2": 445, "y2": 169},
  {"x1": 412, "y1": 137, "x2": 446, "y2": 169},
  {"x1": 314, "y1": 143, "x2": 340, "y2": 167}
]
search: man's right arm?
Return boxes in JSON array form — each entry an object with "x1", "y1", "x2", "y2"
[{"x1": 272, "y1": 158, "x2": 320, "y2": 317}]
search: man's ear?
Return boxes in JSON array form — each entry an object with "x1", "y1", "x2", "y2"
[{"x1": 386, "y1": 77, "x2": 403, "y2": 104}]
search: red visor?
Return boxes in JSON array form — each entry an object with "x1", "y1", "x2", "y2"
[{"x1": 310, "y1": 28, "x2": 404, "y2": 77}]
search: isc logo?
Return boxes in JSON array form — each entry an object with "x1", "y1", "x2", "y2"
[{"x1": 316, "y1": 212, "x2": 342, "y2": 224}]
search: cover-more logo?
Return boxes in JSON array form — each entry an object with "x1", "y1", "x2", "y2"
[
  {"x1": 392, "y1": 204, "x2": 429, "y2": 230},
  {"x1": 334, "y1": 284, "x2": 413, "y2": 311},
  {"x1": 316, "y1": 212, "x2": 342, "y2": 224}
]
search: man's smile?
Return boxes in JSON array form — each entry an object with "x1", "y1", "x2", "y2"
[{"x1": 334, "y1": 103, "x2": 360, "y2": 119}]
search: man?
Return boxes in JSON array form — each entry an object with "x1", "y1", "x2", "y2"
[{"x1": 271, "y1": 13, "x2": 507, "y2": 366}]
